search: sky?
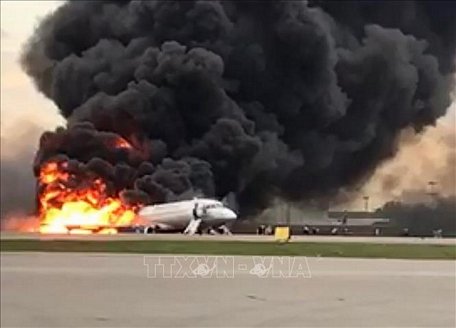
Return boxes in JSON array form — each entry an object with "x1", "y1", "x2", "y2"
[
  {"x1": 1, "y1": 1, "x2": 63, "y2": 157},
  {"x1": 0, "y1": 1, "x2": 454, "y2": 211}
]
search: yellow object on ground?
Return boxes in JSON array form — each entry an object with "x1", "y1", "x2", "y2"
[{"x1": 274, "y1": 226, "x2": 290, "y2": 242}]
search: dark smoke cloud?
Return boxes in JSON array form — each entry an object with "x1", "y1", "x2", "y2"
[
  {"x1": 1, "y1": 153, "x2": 36, "y2": 219},
  {"x1": 1, "y1": 122, "x2": 42, "y2": 219},
  {"x1": 21, "y1": 0, "x2": 456, "y2": 215}
]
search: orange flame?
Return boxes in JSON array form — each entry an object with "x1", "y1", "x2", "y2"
[
  {"x1": 114, "y1": 137, "x2": 133, "y2": 149},
  {"x1": 38, "y1": 161, "x2": 137, "y2": 234}
]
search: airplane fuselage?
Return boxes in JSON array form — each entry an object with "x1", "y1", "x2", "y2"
[{"x1": 137, "y1": 198, "x2": 237, "y2": 233}]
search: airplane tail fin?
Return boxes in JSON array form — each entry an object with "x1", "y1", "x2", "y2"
[{"x1": 222, "y1": 192, "x2": 238, "y2": 213}]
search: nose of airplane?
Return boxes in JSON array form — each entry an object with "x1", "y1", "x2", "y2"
[
  {"x1": 214, "y1": 208, "x2": 237, "y2": 220},
  {"x1": 207, "y1": 207, "x2": 238, "y2": 221},
  {"x1": 224, "y1": 208, "x2": 237, "y2": 220}
]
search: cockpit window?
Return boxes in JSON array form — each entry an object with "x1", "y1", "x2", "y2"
[{"x1": 205, "y1": 203, "x2": 223, "y2": 209}]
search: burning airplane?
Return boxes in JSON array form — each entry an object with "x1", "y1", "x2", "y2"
[{"x1": 12, "y1": 1, "x2": 455, "y2": 233}]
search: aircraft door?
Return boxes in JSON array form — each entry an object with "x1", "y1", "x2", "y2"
[{"x1": 192, "y1": 202, "x2": 207, "y2": 219}]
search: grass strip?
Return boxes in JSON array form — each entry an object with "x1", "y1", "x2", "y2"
[{"x1": 1, "y1": 239, "x2": 455, "y2": 260}]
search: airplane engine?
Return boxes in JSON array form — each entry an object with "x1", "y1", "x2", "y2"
[{"x1": 143, "y1": 226, "x2": 157, "y2": 234}]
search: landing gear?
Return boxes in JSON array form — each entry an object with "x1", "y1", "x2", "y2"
[
  {"x1": 205, "y1": 224, "x2": 232, "y2": 235},
  {"x1": 218, "y1": 224, "x2": 232, "y2": 235},
  {"x1": 208, "y1": 227, "x2": 218, "y2": 235}
]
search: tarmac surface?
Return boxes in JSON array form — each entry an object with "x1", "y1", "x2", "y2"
[
  {"x1": 2, "y1": 231, "x2": 456, "y2": 245},
  {"x1": 1, "y1": 252, "x2": 455, "y2": 327}
]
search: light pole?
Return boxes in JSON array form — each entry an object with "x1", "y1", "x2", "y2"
[
  {"x1": 285, "y1": 203, "x2": 291, "y2": 226},
  {"x1": 427, "y1": 181, "x2": 439, "y2": 206},
  {"x1": 363, "y1": 195, "x2": 370, "y2": 212},
  {"x1": 427, "y1": 181, "x2": 438, "y2": 197}
]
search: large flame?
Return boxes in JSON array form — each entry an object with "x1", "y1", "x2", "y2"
[{"x1": 38, "y1": 161, "x2": 137, "y2": 234}]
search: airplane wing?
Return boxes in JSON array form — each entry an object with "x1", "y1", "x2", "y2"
[{"x1": 183, "y1": 218, "x2": 202, "y2": 235}]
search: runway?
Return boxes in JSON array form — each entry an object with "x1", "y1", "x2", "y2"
[
  {"x1": 2, "y1": 232, "x2": 455, "y2": 245},
  {"x1": 1, "y1": 253, "x2": 455, "y2": 327}
]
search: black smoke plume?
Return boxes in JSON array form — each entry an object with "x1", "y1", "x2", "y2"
[{"x1": 21, "y1": 0, "x2": 456, "y2": 215}]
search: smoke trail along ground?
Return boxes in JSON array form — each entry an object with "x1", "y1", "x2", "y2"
[
  {"x1": 379, "y1": 195, "x2": 456, "y2": 236},
  {"x1": 20, "y1": 1, "x2": 456, "y2": 215},
  {"x1": 1, "y1": 122, "x2": 42, "y2": 219}
]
